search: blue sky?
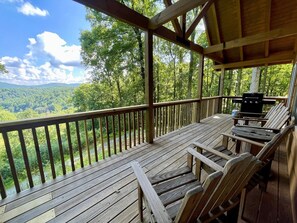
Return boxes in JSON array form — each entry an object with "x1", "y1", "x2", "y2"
[{"x1": 0, "y1": 0, "x2": 90, "y2": 85}]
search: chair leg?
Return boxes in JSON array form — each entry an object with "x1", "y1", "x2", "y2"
[
  {"x1": 138, "y1": 184, "x2": 144, "y2": 222},
  {"x1": 259, "y1": 160, "x2": 273, "y2": 192}
]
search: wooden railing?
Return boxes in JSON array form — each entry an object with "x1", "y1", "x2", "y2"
[
  {"x1": 154, "y1": 96, "x2": 220, "y2": 137},
  {"x1": 221, "y1": 96, "x2": 288, "y2": 114},
  {"x1": 0, "y1": 96, "x2": 229, "y2": 199},
  {"x1": 0, "y1": 105, "x2": 147, "y2": 198}
]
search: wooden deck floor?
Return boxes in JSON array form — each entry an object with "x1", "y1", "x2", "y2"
[{"x1": 0, "y1": 114, "x2": 293, "y2": 223}]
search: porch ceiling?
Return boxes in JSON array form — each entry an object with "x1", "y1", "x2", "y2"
[{"x1": 74, "y1": 0, "x2": 297, "y2": 69}]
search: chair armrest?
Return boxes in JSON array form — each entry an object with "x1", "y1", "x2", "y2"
[
  {"x1": 235, "y1": 125, "x2": 280, "y2": 133},
  {"x1": 130, "y1": 161, "x2": 172, "y2": 223},
  {"x1": 191, "y1": 142, "x2": 232, "y2": 160},
  {"x1": 221, "y1": 133, "x2": 265, "y2": 147},
  {"x1": 238, "y1": 112, "x2": 266, "y2": 117},
  {"x1": 187, "y1": 147, "x2": 224, "y2": 172}
]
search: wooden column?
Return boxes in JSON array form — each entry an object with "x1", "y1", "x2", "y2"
[
  {"x1": 197, "y1": 54, "x2": 204, "y2": 123},
  {"x1": 218, "y1": 68, "x2": 225, "y2": 113},
  {"x1": 145, "y1": 30, "x2": 154, "y2": 143}
]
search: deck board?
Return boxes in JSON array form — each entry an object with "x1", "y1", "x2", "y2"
[{"x1": 0, "y1": 114, "x2": 293, "y2": 223}]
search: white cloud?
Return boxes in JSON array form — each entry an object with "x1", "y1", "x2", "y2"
[
  {"x1": 0, "y1": 0, "x2": 23, "y2": 3},
  {"x1": 28, "y1": 32, "x2": 81, "y2": 66},
  {"x1": 0, "y1": 32, "x2": 86, "y2": 85},
  {"x1": 17, "y1": 2, "x2": 49, "y2": 16}
]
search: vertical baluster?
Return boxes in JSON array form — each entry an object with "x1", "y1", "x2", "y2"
[
  {"x1": 99, "y1": 117, "x2": 105, "y2": 159},
  {"x1": 165, "y1": 106, "x2": 168, "y2": 134},
  {"x1": 2, "y1": 132, "x2": 20, "y2": 193},
  {"x1": 84, "y1": 120, "x2": 91, "y2": 165},
  {"x1": 66, "y1": 122, "x2": 75, "y2": 171},
  {"x1": 118, "y1": 114, "x2": 122, "y2": 153},
  {"x1": 92, "y1": 118, "x2": 98, "y2": 162},
  {"x1": 162, "y1": 107, "x2": 165, "y2": 135},
  {"x1": 123, "y1": 113, "x2": 127, "y2": 150},
  {"x1": 0, "y1": 174, "x2": 6, "y2": 199},
  {"x1": 178, "y1": 104, "x2": 181, "y2": 129},
  {"x1": 18, "y1": 130, "x2": 34, "y2": 187},
  {"x1": 128, "y1": 112, "x2": 132, "y2": 148},
  {"x1": 168, "y1": 106, "x2": 171, "y2": 132},
  {"x1": 142, "y1": 110, "x2": 145, "y2": 143},
  {"x1": 155, "y1": 108, "x2": 158, "y2": 137},
  {"x1": 44, "y1": 126, "x2": 56, "y2": 179},
  {"x1": 158, "y1": 107, "x2": 162, "y2": 136},
  {"x1": 112, "y1": 115, "x2": 117, "y2": 155},
  {"x1": 173, "y1": 105, "x2": 175, "y2": 130},
  {"x1": 106, "y1": 116, "x2": 111, "y2": 156},
  {"x1": 133, "y1": 112, "x2": 136, "y2": 146},
  {"x1": 75, "y1": 121, "x2": 84, "y2": 168},
  {"x1": 32, "y1": 128, "x2": 46, "y2": 181},
  {"x1": 138, "y1": 111, "x2": 141, "y2": 145}
]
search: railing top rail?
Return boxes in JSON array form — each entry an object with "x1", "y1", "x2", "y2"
[
  {"x1": 202, "y1": 96, "x2": 221, "y2": 100},
  {"x1": 0, "y1": 104, "x2": 148, "y2": 132},
  {"x1": 153, "y1": 98, "x2": 200, "y2": 108}
]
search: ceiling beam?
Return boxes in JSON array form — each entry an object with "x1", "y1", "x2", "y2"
[
  {"x1": 185, "y1": 0, "x2": 215, "y2": 39},
  {"x1": 204, "y1": 23, "x2": 297, "y2": 54},
  {"x1": 74, "y1": 0, "x2": 223, "y2": 63},
  {"x1": 163, "y1": 0, "x2": 182, "y2": 36},
  {"x1": 213, "y1": 51, "x2": 294, "y2": 70},
  {"x1": 149, "y1": 0, "x2": 209, "y2": 29}
]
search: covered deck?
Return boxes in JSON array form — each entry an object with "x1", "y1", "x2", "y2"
[{"x1": 0, "y1": 114, "x2": 292, "y2": 223}]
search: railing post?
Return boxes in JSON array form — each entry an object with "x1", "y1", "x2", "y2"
[
  {"x1": 197, "y1": 54, "x2": 204, "y2": 123},
  {"x1": 218, "y1": 68, "x2": 225, "y2": 113},
  {"x1": 145, "y1": 30, "x2": 154, "y2": 143}
]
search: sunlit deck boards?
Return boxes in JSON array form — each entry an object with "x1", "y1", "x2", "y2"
[
  {"x1": 0, "y1": 114, "x2": 293, "y2": 222},
  {"x1": 0, "y1": 114, "x2": 231, "y2": 222}
]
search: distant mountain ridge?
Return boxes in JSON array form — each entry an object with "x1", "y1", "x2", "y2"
[{"x1": 0, "y1": 82, "x2": 80, "y2": 89}]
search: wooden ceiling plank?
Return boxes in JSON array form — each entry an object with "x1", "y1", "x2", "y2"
[
  {"x1": 204, "y1": 24, "x2": 297, "y2": 54},
  {"x1": 149, "y1": 0, "x2": 209, "y2": 29},
  {"x1": 213, "y1": 51, "x2": 294, "y2": 69},
  {"x1": 265, "y1": 0, "x2": 272, "y2": 57},
  {"x1": 163, "y1": 0, "x2": 182, "y2": 36},
  {"x1": 185, "y1": 0, "x2": 215, "y2": 39},
  {"x1": 236, "y1": 0, "x2": 244, "y2": 61}
]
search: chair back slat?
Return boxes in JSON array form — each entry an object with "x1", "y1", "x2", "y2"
[
  {"x1": 175, "y1": 171, "x2": 222, "y2": 223},
  {"x1": 257, "y1": 124, "x2": 294, "y2": 161},
  {"x1": 198, "y1": 153, "x2": 251, "y2": 217}
]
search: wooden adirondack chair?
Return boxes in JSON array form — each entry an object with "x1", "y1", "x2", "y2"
[
  {"x1": 131, "y1": 148, "x2": 261, "y2": 223},
  {"x1": 233, "y1": 103, "x2": 284, "y2": 126},
  {"x1": 233, "y1": 103, "x2": 290, "y2": 131},
  {"x1": 192, "y1": 124, "x2": 295, "y2": 192}
]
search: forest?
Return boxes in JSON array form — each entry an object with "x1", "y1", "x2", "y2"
[
  {"x1": 0, "y1": 84, "x2": 78, "y2": 121},
  {"x1": 0, "y1": 0, "x2": 293, "y2": 194}
]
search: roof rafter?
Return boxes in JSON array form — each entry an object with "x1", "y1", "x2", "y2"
[
  {"x1": 149, "y1": 0, "x2": 209, "y2": 29},
  {"x1": 74, "y1": 0, "x2": 223, "y2": 63},
  {"x1": 204, "y1": 24, "x2": 297, "y2": 54},
  {"x1": 185, "y1": 0, "x2": 215, "y2": 39},
  {"x1": 213, "y1": 51, "x2": 294, "y2": 69},
  {"x1": 163, "y1": 0, "x2": 182, "y2": 36}
]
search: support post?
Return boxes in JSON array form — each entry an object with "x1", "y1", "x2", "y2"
[
  {"x1": 197, "y1": 54, "x2": 204, "y2": 123},
  {"x1": 145, "y1": 30, "x2": 154, "y2": 143},
  {"x1": 218, "y1": 68, "x2": 225, "y2": 113}
]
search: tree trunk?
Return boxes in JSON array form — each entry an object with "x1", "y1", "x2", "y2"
[
  {"x1": 250, "y1": 67, "x2": 260, "y2": 93},
  {"x1": 236, "y1": 68, "x2": 242, "y2": 96},
  {"x1": 187, "y1": 32, "x2": 196, "y2": 98}
]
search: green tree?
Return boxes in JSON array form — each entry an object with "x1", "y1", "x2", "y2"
[{"x1": 0, "y1": 62, "x2": 8, "y2": 74}]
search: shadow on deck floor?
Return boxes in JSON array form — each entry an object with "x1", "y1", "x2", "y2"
[{"x1": 0, "y1": 114, "x2": 293, "y2": 223}]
